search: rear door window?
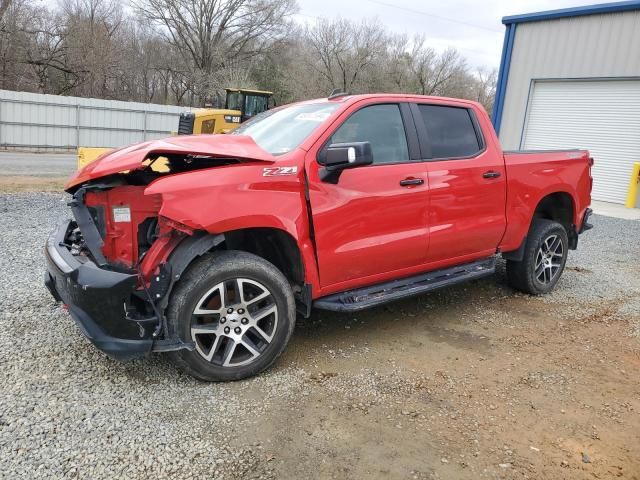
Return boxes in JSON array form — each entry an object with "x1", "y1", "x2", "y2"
[{"x1": 418, "y1": 105, "x2": 482, "y2": 159}]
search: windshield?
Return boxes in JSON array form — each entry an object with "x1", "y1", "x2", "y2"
[{"x1": 232, "y1": 102, "x2": 340, "y2": 155}]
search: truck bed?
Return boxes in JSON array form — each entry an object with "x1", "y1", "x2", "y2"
[{"x1": 499, "y1": 149, "x2": 592, "y2": 253}]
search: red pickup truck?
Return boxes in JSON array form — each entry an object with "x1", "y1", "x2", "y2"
[{"x1": 45, "y1": 93, "x2": 593, "y2": 381}]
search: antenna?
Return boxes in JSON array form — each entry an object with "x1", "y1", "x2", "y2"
[{"x1": 328, "y1": 89, "x2": 349, "y2": 99}]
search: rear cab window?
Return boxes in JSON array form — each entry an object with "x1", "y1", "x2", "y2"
[{"x1": 417, "y1": 104, "x2": 483, "y2": 159}]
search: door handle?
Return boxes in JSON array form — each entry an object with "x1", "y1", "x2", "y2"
[
  {"x1": 482, "y1": 170, "x2": 501, "y2": 179},
  {"x1": 399, "y1": 177, "x2": 424, "y2": 187}
]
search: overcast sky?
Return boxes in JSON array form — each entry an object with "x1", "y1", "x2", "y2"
[{"x1": 294, "y1": 0, "x2": 600, "y2": 69}]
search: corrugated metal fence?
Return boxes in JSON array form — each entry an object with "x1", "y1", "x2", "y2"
[{"x1": 0, "y1": 90, "x2": 192, "y2": 150}]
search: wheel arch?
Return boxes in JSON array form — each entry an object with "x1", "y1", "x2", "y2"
[
  {"x1": 503, "y1": 190, "x2": 577, "y2": 261},
  {"x1": 532, "y1": 191, "x2": 575, "y2": 235},
  {"x1": 158, "y1": 227, "x2": 312, "y2": 311},
  {"x1": 223, "y1": 227, "x2": 306, "y2": 287}
]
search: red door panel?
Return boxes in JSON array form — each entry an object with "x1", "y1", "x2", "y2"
[
  {"x1": 426, "y1": 150, "x2": 506, "y2": 263},
  {"x1": 307, "y1": 161, "x2": 429, "y2": 288}
]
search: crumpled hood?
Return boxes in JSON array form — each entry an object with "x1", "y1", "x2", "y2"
[{"x1": 66, "y1": 134, "x2": 274, "y2": 189}]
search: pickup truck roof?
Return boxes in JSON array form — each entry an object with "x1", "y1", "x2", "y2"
[{"x1": 302, "y1": 93, "x2": 486, "y2": 110}]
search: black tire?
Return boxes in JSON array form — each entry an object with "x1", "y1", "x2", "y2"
[
  {"x1": 506, "y1": 219, "x2": 569, "y2": 295},
  {"x1": 167, "y1": 250, "x2": 296, "y2": 381}
]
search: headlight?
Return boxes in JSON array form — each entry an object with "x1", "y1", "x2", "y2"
[{"x1": 224, "y1": 115, "x2": 241, "y2": 123}]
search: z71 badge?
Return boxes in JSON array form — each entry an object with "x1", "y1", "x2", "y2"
[{"x1": 263, "y1": 166, "x2": 298, "y2": 177}]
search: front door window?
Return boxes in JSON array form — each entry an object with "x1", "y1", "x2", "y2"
[{"x1": 329, "y1": 104, "x2": 409, "y2": 164}]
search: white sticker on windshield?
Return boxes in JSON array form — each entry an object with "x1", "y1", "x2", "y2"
[
  {"x1": 294, "y1": 112, "x2": 331, "y2": 122},
  {"x1": 112, "y1": 206, "x2": 131, "y2": 223}
]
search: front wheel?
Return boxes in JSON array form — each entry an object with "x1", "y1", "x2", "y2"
[
  {"x1": 506, "y1": 219, "x2": 569, "y2": 295},
  {"x1": 167, "y1": 251, "x2": 296, "y2": 381}
]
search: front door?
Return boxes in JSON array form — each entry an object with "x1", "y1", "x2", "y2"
[{"x1": 307, "y1": 102, "x2": 430, "y2": 291}]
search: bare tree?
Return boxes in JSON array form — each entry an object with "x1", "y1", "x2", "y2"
[
  {"x1": 0, "y1": 0, "x2": 12, "y2": 21},
  {"x1": 0, "y1": 0, "x2": 32, "y2": 90},
  {"x1": 134, "y1": 0, "x2": 295, "y2": 101},
  {"x1": 406, "y1": 35, "x2": 436, "y2": 95},
  {"x1": 0, "y1": 0, "x2": 497, "y2": 109},
  {"x1": 405, "y1": 35, "x2": 467, "y2": 96},
  {"x1": 0, "y1": 1, "x2": 71, "y2": 93},
  {"x1": 383, "y1": 33, "x2": 410, "y2": 92},
  {"x1": 470, "y1": 67, "x2": 497, "y2": 113},
  {"x1": 25, "y1": 15, "x2": 81, "y2": 94},
  {"x1": 306, "y1": 18, "x2": 386, "y2": 93},
  {"x1": 55, "y1": 0, "x2": 125, "y2": 97}
]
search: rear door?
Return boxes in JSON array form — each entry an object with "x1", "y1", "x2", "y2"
[
  {"x1": 412, "y1": 102, "x2": 507, "y2": 264},
  {"x1": 306, "y1": 100, "x2": 430, "y2": 291}
]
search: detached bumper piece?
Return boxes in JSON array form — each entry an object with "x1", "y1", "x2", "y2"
[{"x1": 45, "y1": 220, "x2": 153, "y2": 361}]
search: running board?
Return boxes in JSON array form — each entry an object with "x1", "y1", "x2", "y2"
[{"x1": 313, "y1": 257, "x2": 496, "y2": 312}]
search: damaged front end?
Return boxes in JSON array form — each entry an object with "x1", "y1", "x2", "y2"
[
  {"x1": 45, "y1": 134, "x2": 278, "y2": 361},
  {"x1": 45, "y1": 183, "x2": 193, "y2": 361}
]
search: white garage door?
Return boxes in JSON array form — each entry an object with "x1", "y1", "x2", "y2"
[{"x1": 522, "y1": 79, "x2": 640, "y2": 204}]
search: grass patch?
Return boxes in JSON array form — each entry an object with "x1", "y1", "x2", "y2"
[{"x1": 0, "y1": 176, "x2": 67, "y2": 192}]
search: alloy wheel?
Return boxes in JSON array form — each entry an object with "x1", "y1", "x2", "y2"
[
  {"x1": 190, "y1": 278, "x2": 278, "y2": 367},
  {"x1": 534, "y1": 234, "x2": 564, "y2": 284}
]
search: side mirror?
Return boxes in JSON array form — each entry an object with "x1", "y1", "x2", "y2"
[{"x1": 319, "y1": 142, "x2": 373, "y2": 183}]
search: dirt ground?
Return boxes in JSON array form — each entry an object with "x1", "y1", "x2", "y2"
[
  {"x1": 30, "y1": 265, "x2": 635, "y2": 480},
  {"x1": 228, "y1": 274, "x2": 639, "y2": 480}
]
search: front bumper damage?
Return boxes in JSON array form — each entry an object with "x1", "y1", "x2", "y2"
[
  {"x1": 45, "y1": 185, "x2": 195, "y2": 361},
  {"x1": 45, "y1": 220, "x2": 153, "y2": 361},
  {"x1": 45, "y1": 216, "x2": 194, "y2": 361}
]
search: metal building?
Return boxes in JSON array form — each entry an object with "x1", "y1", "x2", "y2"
[
  {"x1": 493, "y1": 0, "x2": 640, "y2": 204},
  {"x1": 0, "y1": 89, "x2": 192, "y2": 151}
]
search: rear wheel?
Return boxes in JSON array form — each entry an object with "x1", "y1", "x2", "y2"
[
  {"x1": 167, "y1": 251, "x2": 295, "y2": 381},
  {"x1": 506, "y1": 219, "x2": 568, "y2": 295}
]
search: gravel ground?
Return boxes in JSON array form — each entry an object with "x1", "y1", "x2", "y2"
[{"x1": 1, "y1": 192, "x2": 639, "y2": 479}]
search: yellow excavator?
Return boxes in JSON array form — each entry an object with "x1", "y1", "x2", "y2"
[{"x1": 77, "y1": 88, "x2": 274, "y2": 169}]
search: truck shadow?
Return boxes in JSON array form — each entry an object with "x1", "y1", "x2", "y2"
[
  {"x1": 133, "y1": 268, "x2": 514, "y2": 383},
  {"x1": 283, "y1": 274, "x2": 511, "y2": 368}
]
